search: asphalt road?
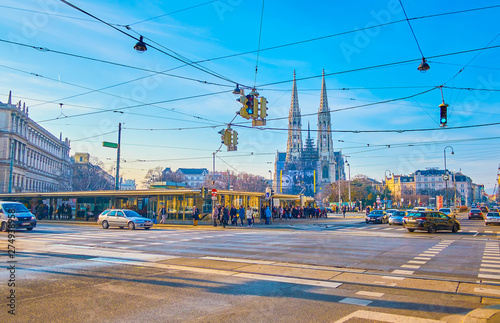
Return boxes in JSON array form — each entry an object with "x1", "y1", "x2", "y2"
[{"x1": 1, "y1": 214, "x2": 500, "y2": 322}]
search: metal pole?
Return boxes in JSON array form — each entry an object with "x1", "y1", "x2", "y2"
[
  {"x1": 443, "y1": 146, "x2": 454, "y2": 208},
  {"x1": 348, "y1": 162, "x2": 351, "y2": 209},
  {"x1": 8, "y1": 140, "x2": 14, "y2": 193},
  {"x1": 115, "y1": 123, "x2": 121, "y2": 190},
  {"x1": 212, "y1": 152, "x2": 215, "y2": 187}
]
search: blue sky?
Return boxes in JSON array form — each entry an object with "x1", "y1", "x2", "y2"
[{"x1": 1, "y1": 0, "x2": 499, "y2": 191}]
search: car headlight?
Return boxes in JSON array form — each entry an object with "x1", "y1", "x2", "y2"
[{"x1": 31, "y1": 216, "x2": 36, "y2": 220}]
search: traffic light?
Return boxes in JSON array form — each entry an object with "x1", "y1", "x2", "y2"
[
  {"x1": 259, "y1": 97, "x2": 268, "y2": 119},
  {"x1": 245, "y1": 94, "x2": 254, "y2": 116},
  {"x1": 218, "y1": 129, "x2": 226, "y2": 144},
  {"x1": 251, "y1": 96, "x2": 259, "y2": 118},
  {"x1": 232, "y1": 130, "x2": 238, "y2": 147},
  {"x1": 224, "y1": 129, "x2": 232, "y2": 146},
  {"x1": 439, "y1": 102, "x2": 448, "y2": 127},
  {"x1": 202, "y1": 187, "x2": 208, "y2": 198}
]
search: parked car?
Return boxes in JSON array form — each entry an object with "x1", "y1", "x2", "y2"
[
  {"x1": 365, "y1": 210, "x2": 388, "y2": 224},
  {"x1": 404, "y1": 211, "x2": 460, "y2": 233},
  {"x1": 0, "y1": 201, "x2": 37, "y2": 231},
  {"x1": 98, "y1": 209, "x2": 153, "y2": 230},
  {"x1": 469, "y1": 209, "x2": 484, "y2": 220},
  {"x1": 389, "y1": 210, "x2": 407, "y2": 225},
  {"x1": 485, "y1": 212, "x2": 500, "y2": 226}
]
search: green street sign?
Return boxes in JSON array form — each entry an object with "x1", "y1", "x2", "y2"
[{"x1": 103, "y1": 141, "x2": 119, "y2": 149}]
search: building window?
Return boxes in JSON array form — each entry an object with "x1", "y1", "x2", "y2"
[{"x1": 322, "y1": 165, "x2": 329, "y2": 179}]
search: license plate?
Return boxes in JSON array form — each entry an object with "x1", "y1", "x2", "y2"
[{"x1": 21, "y1": 222, "x2": 30, "y2": 226}]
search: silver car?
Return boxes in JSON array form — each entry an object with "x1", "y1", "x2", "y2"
[
  {"x1": 389, "y1": 210, "x2": 407, "y2": 225},
  {"x1": 98, "y1": 209, "x2": 153, "y2": 230},
  {"x1": 485, "y1": 212, "x2": 500, "y2": 226}
]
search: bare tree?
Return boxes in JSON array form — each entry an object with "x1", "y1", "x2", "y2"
[
  {"x1": 204, "y1": 172, "x2": 267, "y2": 193},
  {"x1": 72, "y1": 157, "x2": 114, "y2": 191}
]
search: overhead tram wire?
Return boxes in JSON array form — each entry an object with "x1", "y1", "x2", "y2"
[
  {"x1": 253, "y1": 0, "x2": 265, "y2": 88},
  {"x1": 0, "y1": 64, "x2": 224, "y2": 126},
  {"x1": 59, "y1": 0, "x2": 241, "y2": 86},
  {"x1": 124, "y1": 1, "x2": 218, "y2": 27},
  {"x1": 399, "y1": 0, "x2": 427, "y2": 59},
  {"x1": 157, "y1": 4, "x2": 500, "y2": 69}
]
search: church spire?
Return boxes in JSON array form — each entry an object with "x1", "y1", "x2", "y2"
[
  {"x1": 317, "y1": 69, "x2": 336, "y2": 184},
  {"x1": 286, "y1": 71, "x2": 303, "y2": 163},
  {"x1": 8, "y1": 91, "x2": 12, "y2": 105},
  {"x1": 319, "y1": 69, "x2": 328, "y2": 112}
]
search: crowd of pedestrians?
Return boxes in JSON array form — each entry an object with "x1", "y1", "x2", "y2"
[{"x1": 208, "y1": 204, "x2": 359, "y2": 227}]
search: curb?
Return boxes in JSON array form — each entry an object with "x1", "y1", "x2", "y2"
[{"x1": 462, "y1": 305, "x2": 500, "y2": 323}]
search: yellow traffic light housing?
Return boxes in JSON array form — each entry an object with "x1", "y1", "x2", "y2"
[
  {"x1": 259, "y1": 97, "x2": 268, "y2": 119},
  {"x1": 218, "y1": 129, "x2": 226, "y2": 144},
  {"x1": 224, "y1": 129, "x2": 232, "y2": 146},
  {"x1": 251, "y1": 96, "x2": 259, "y2": 118},
  {"x1": 233, "y1": 131, "x2": 238, "y2": 147}
]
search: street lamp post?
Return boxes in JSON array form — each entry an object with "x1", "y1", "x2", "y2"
[
  {"x1": 345, "y1": 157, "x2": 351, "y2": 211},
  {"x1": 443, "y1": 146, "x2": 454, "y2": 207}
]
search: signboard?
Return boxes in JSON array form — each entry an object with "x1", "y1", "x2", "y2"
[
  {"x1": 103, "y1": 141, "x2": 119, "y2": 149},
  {"x1": 436, "y1": 195, "x2": 443, "y2": 210}
]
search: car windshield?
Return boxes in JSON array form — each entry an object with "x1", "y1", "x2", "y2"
[
  {"x1": 2, "y1": 203, "x2": 30, "y2": 213},
  {"x1": 471, "y1": 209, "x2": 481, "y2": 213},
  {"x1": 123, "y1": 210, "x2": 142, "y2": 218},
  {"x1": 393, "y1": 211, "x2": 406, "y2": 216},
  {"x1": 439, "y1": 208, "x2": 451, "y2": 212},
  {"x1": 408, "y1": 212, "x2": 425, "y2": 217},
  {"x1": 371, "y1": 211, "x2": 383, "y2": 214},
  {"x1": 488, "y1": 213, "x2": 500, "y2": 217}
]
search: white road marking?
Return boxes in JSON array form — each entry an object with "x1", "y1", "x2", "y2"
[
  {"x1": 381, "y1": 276, "x2": 405, "y2": 281},
  {"x1": 479, "y1": 273, "x2": 500, "y2": 280},
  {"x1": 483, "y1": 256, "x2": 500, "y2": 260},
  {"x1": 423, "y1": 251, "x2": 440, "y2": 254},
  {"x1": 408, "y1": 260, "x2": 426, "y2": 264},
  {"x1": 334, "y1": 310, "x2": 446, "y2": 323},
  {"x1": 201, "y1": 256, "x2": 276, "y2": 265},
  {"x1": 355, "y1": 291, "x2": 384, "y2": 298},
  {"x1": 338, "y1": 298, "x2": 372, "y2": 306},
  {"x1": 392, "y1": 270, "x2": 414, "y2": 275},
  {"x1": 480, "y1": 263, "x2": 500, "y2": 268},
  {"x1": 414, "y1": 257, "x2": 431, "y2": 261},
  {"x1": 401, "y1": 265, "x2": 421, "y2": 269},
  {"x1": 419, "y1": 253, "x2": 435, "y2": 257},
  {"x1": 234, "y1": 273, "x2": 342, "y2": 288},
  {"x1": 482, "y1": 259, "x2": 500, "y2": 264}
]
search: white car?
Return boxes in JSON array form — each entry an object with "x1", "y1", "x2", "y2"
[
  {"x1": 0, "y1": 201, "x2": 37, "y2": 231},
  {"x1": 485, "y1": 212, "x2": 500, "y2": 226},
  {"x1": 98, "y1": 209, "x2": 153, "y2": 230}
]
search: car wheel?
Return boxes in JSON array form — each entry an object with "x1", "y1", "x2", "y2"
[
  {"x1": 26, "y1": 228, "x2": 33, "y2": 231},
  {"x1": 144, "y1": 227, "x2": 150, "y2": 230},
  {"x1": 128, "y1": 222, "x2": 135, "y2": 230},
  {"x1": 428, "y1": 224, "x2": 436, "y2": 234},
  {"x1": 365, "y1": 220, "x2": 369, "y2": 224},
  {"x1": 407, "y1": 228, "x2": 415, "y2": 232},
  {"x1": 102, "y1": 221, "x2": 109, "y2": 229},
  {"x1": 452, "y1": 223, "x2": 459, "y2": 233},
  {"x1": 0, "y1": 222, "x2": 7, "y2": 232}
]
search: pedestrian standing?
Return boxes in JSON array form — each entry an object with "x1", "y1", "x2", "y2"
[
  {"x1": 212, "y1": 205, "x2": 219, "y2": 227},
  {"x1": 192, "y1": 206, "x2": 200, "y2": 226},
  {"x1": 85, "y1": 205, "x2": 92, "y2": 221},
  {"x1": 265, "y1": 206, "x2": 272, "y2": 225},
  {"x1": 230, "y1": 205, "x2": 237, "y2": 226},
  {"x1": 49, "y1": 204, "x2": 54, "y2": 220},
  {"x1": 342, "y1": 206, "x2": 346, "y2": 218},
  {"x1": 246, "y1": 206, "x2": 253, "y2": 226},
  {"x1": 238, "y1": 206, "x2": 245, "y2": 226},
  {"x1": 222, "y1": 206, "x2": 229, "y2": 228}
]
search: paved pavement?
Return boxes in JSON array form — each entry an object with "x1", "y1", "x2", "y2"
[{"x1": 2, "y1": 216, "x2": 500, "y2": 322}]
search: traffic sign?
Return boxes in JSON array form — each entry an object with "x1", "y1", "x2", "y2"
[
  {"x1": 211, "y1": 189, "x2": 218, "y2": 197},
  {"x1": 442, "y1": 174, "x2": 449, "y2": 180},
  {"x1": 103, "y1": 141, "x2": 119, "y2": 149}
]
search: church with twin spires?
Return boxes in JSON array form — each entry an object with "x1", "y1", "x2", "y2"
[{"x1": 274, "y1": 71, "x2": 345, "y2": 197}]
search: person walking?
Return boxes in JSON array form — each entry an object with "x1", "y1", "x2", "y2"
[
  {"x1": 238, "y1": 205, "x2": 245, "y2": 226},
  {"x1": 159, "y1": 206, "x2": 167, "y2": 224},
  {"x1": 192, "y1": 206, "x2": 200, "y2": 226},
  {"x1": 265, "y1": 206, "x2": 272, "y2": 225},
  {"x1": 342, "y1": 206, "x2": 346, "y2": 218},
  {"x1": 246, "y1": 206, "x2": 253, "y2": 226}
]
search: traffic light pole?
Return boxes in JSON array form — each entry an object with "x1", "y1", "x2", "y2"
[{"x1": 115, "y1": 123, "x2": 121, "y2": 191}]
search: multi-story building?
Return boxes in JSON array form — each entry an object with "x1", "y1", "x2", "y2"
[
  {"x1": 177, "y1": 168, "x2": 209, "y2": 189},
  {"x1": 120, "y1": 179, "x2": 136, "y2": 190},
  {"x1": 385, "y1": 168, "x2": 476, "y2": 207},
  {"x1": 0, "y1": 92, "x2": 71, "y2": 193}
]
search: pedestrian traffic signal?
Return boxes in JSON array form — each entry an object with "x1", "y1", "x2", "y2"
[
  {"x1": 439, "y1": 102, "x2": 448, "y2": 127},
  {"x1": 259, "y1": 97, "x2": 268, "y2": 119}
]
